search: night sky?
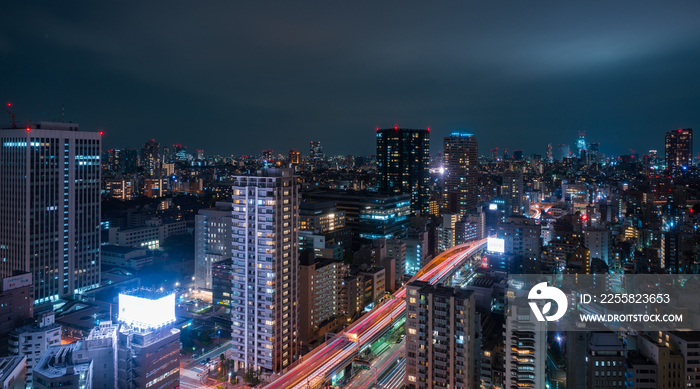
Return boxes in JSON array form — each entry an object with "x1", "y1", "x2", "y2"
[{"x1": 2, "y1": 1, "x2": 700, "y2": 157}]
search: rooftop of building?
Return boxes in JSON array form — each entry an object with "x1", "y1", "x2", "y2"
[
  {"x1": 33, "y1": 343, "x2": 91, "y2": 379},
  {"x1": 588, "y1": 332, "x2": 624, "y2": 351},
  {"x1": 0, "y1": 356, "x2": 26, "y2": 383},
  {"x1": 668, "y1": 331, "x2": 700, "y2": 342},
  {"x1": 407, "y1": 281, "x2": 475, "y2": 299},
  {"x1": 101, "y1": 245, "x2": 143, "y2": 254},
  {"x1": 2, "y1": 121, "x2": 80, "y2": 132}
]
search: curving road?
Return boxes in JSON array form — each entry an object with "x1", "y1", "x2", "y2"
[{"x1": 261, "y1": 239, "x2": 488, "y2": 389}]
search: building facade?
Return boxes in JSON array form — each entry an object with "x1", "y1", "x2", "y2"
[
  {"x1": 229, "y1": 168, "x2": 299, "y2": 373},
  {"x1": 376, "y1": 128, "x2": 430, "y2": 216},
  {"x1": 0, "y1": 122, "x2": 101, "y2": 304},
  {"x1": 194, "y1": 202, "x2": 234, "y2": 290},
  {"x1": 443, "y1": 132, "x2": 478, "y2": 215},
  {"x1": 405, "y1": 281, "x2": 477, "y2": 389}
]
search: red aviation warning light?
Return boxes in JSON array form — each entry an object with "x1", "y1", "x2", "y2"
[
  {"x1": 581, "y1": 214, "x2": 588, "y2": 221},
  {"x1": 26, "y1": 126, "x2": 30, "y2": 132}
]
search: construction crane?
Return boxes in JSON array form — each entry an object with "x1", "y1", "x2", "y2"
[{"x1": 3, "y1": 103, "x2": 16, "y2": 128}]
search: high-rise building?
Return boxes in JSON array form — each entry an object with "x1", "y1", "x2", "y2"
[
  {"x1": 121, "y1": 147, "x2": 138, "y2": 174},
  {"x1": 502, "y1": 170, "x2": 523, "y2": 216},
  {"x1": 0, "y1": 122, "x2": 101, "y2": 304},
  {"x1": 230, "y1": 168, "x2": 299, "y2": 373},
  {"x1": 443, "y1": 132, "x2": 478, "y2": 214},
  {"x1": 405, "y1": 281, "x2": 476, "y2": 389},
  {"x1": 497, "y1": 216, "x2": 541, "y2": 274},
  {"x1": 665, "y1": 128, "x2": 693, "y2": 174},
  {"x1": 559, "y1": 144, "x2": 571, "y2": 161},
  {"x1": 404, "y1": 227, "x2": 429, "y2": 276},
  {"x1": 143, "y1": 139, "x2": 160, "y2": 177},
  {"x1": 546, "y1": 143, "x2": 553, "y2": 163},
  {"x1": 504, "y1": 304, "x2": 546, "y2": 389},
  {"x1": 309, "y1": 141, "x2": 323, "y2": 161},
  {"x1": 288, "y1": 149, "x2": 301, "y2": 164},
  {"x1": 194, "y1": 202, "x2": 234, "y2": 290},
  {"x1": 376, "y1": 128, "x2": 430, "y2": 216}
]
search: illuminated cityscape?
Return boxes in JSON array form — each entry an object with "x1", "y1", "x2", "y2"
[{"x1": 2, "y1": 2, "x2": 700, "y2": 389}]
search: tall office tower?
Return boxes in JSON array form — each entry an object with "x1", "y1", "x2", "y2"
[
  {"x1": 309, "y1": 141, "x2": 323, "y2": 161},
  {"x1": 142, "y1": 139, "x2": 160, "y2": 177},
  {"x1": 512, "y1": 150, "x2": 524, "y2": 161},
  {"x1": 117, "y1": 290, "x2": 180, "y2": 389},
  {"x1": 665, "y1": 128, "x2": 693, "y2": 174},
  {"x1": 121, "y1": 147, "x2": 138, "y2": 174},
  {"x1": 490, "y1": 148, "x2": 499, "y2": 161},
  {"x1": 230, "y1": 168, "x2": 299, "y2": 373},
  {"x1": 497, "y1": 217, "x2": 541, "y2": 274},
  {"x1": 503, "y1": 149, "x2": 509, "y2": 159},
  {"x1": 503, "y1": 304, "x2": 546, "y2": 389},
  {"x1": 376, "y1": 128, "x2": 430, "y2": 216},
  {"x1": 559, "y1": 144, "x2": 571, "y2": 161},
  {"x1": 589, "y1": 142, "x2": 600, "y2": 163},
  {"x1": 586, "y1": 332, "x2": 626, "y2": 389},
  {"x1": 0, "y1": 122, "x2": 101, "y2": 305},
  {"x1": 502, "y1": 170, "x2": 523, "y2": 216},
  {"x1": 546, "y1": 143, "x2": 553, "y2": 163},
  {"x1": 194, "y1": 202, "x2": 233, "y2": 290},
  {"x1": 405, "y1": 281, "x2": 476, "y2": 389},
  {"x1": 577, "y1": 133, "x2": 587, "y2": 154},
  {"x1": 288, "y1": 149, "x2": 301, "y2": 164},
  {"x1": 443, "y1": 132, "x2": 478, "y2": 215},
  {"x1": 162, "y1": 146, "x2": 170, "y2": 164},
  {"x1": 196, "y1": 148, "x2": 204, "y2": 160}
]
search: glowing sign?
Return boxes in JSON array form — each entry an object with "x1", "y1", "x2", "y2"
[
  {"x1": 119, "y1": 293, "x2": 175, "y2": 329},
  {"x1": 487, "y1": 237, "x2": 505, "y2": 253},
  {"x1": 489, "y1": 204, "x2": 498, "y2": 210}
]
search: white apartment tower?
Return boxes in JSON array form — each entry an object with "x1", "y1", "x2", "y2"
[
  {"x1": 0, "y1": 122, "x2": 101, "y2": 305},
  {"x1": 504, "y1": 304, "x2": 546, "y2": 389},
  {"x1": 194, "y1": 202, "x2": 234, "y2": 289},
  {"x1": 230, "y1": 168, "x2": 299, "y2": 374}
]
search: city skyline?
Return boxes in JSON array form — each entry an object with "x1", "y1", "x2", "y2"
[{"x1": 2, "y1": 1, "x2": 700, "y2": 156}]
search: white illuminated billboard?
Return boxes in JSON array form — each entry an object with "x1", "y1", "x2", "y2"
[
  {"x1": 489, "y1": 204, "x2": 498, "y2": 210},
  {"x1": 119, "y1": 293, "x2": 175, "y2": 329},
  {"x1": 487, "y1": 237, "x2": 505, "y2": 253}
]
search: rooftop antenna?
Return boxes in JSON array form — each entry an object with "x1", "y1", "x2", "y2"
[
  {"x1": 62, "y1": 103, "x2": 65, "y2": 123},
  {"x1": 3, "y1": 103, "x2": 16, "y2": 128}
]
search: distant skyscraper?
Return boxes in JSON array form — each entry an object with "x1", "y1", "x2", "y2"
[
  {"x1": 0, "y1": 122, "x2": 101, "y2": 304},
  {"x1": 665, "y1": 128, "x2": 693, "y2": 174},
  {"x1": 502, "y1": 170, "x2": 523, "y2": 216},
  {"x1": 546, "y1": 143, "x2": 553, "y2": 163},
  {"x1": 230, "y1": 168, "x2": 299, "y2": 373},
  {"x1": 288, "y1": 149, "x2": 301, "y2": 164},
  {"x1": 443, "y1": 132, "x2": 478, "y2": 214},
  {"x1": 143, "y1": 139, "x2": 160, "y2": 177},
  {"x1": 376, "y1": 128, "x2": 430, "y2": 216},
  {"x1": 121, "y1": 147, "x2": 138, "y2": 174},
  {"x1": 405, "y1": 281, "x2": 476, "y2": 389},
  {"x1": 512, "y1": 150, "x2": 524, "y2": 161},
  {"x1": 309, "y1": 141, "x2": 323, "y2": 161},
  {"x1": 577, "y1": 132, "x2": 588, "y2": 156},
  {"x1": 194, "y1": 202, "x2": 233, "y2": 290},
  {"x1": 559, "y1": 144, "x2": 571, "y2": 161}
]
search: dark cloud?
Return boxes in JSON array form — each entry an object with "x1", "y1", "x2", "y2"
[{"x1": 1, "y1": 1, "x2": 700, "y2": 157}]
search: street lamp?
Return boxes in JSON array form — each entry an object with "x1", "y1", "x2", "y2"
[{"x1": 228, "y1": 372, "x2": 232, "y2": 388}]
